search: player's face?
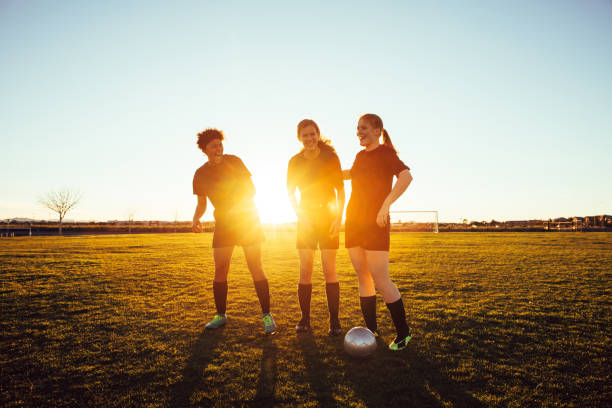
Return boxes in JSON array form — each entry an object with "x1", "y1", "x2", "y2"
[
  {"x1": 357, "y1": 119, "x2": 380, "y2": 147},
  {"x1": 205, "y1": 138, "x2": 224, "y2": 162},
  {"x1": 298, "y1": 125, "x2": 319, "y2": 151}
]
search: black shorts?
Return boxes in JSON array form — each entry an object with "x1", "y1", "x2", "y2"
[
  {"x1": 344, "y1": 217, "x2": 390, "y2": 251},
  {"x1": 213, "y1": 209, "x2": 265, "y2": 248},
  {"x1": 297, "y1": 206, "x2": 339, "y2": 250}
]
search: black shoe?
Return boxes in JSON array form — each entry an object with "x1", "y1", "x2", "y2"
[
  {"x1": 328, "y1": 326, "x2": 342, "y2": 336},
  {"x1": 295, "y1": 319, "x2": 311, "y2": 333},
  {"x1": 328, "y1": 319, "x2": 342, "y2": 336}
]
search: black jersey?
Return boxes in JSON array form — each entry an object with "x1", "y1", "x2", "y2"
[
  {"x1": 346, "y1": 145, "x2": 409, "y2": 223},
  {"x1": 193, "y1": 155, "x2": 257, "y2": 220},
  {"x1": 287, "y1": 146, "x2": 343, "y2": 209}
]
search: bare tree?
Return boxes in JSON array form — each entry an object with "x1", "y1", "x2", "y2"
[
  {"x1": 128, "y1": 212, "x2": 134, "y2": 234},
  {"x1": 39, "y1": 188, "x2": 82, "y2": 235}
]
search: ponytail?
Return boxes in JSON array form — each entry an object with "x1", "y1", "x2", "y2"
[
  {"x1": 382, "y1": 129, "x2": 397, "y2": 154},
  {"x1": 317, "y1": 139, "x2": 336, "y2": 153}
]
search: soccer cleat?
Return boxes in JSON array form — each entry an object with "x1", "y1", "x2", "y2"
[
  {"x1": 388, "y1": 334, "x2": 412, "y2": 351},
  {"x1": 295, "y1": 318, "x2": 311, "y2": 333},
  {"x1": 328, "y1": 326, "x2": 343, "y2": 336},
  {"x1": 205, "y1": 314, "x2": 227, "y2": 329},
  {"x1": 262, "y1": 313, "x2": 277, "y2": 334},
  {"x1": 328, "y1": 319, "x2": 342, "y2": 336}
]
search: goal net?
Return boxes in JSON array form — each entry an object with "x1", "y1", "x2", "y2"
[{"x1": 390, "y1": 210, "x2": 439, "y2": 233}]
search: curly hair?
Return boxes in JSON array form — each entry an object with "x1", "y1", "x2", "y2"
[{"x1": 196, "y1": 128, "x2": 224, "y2": 152}]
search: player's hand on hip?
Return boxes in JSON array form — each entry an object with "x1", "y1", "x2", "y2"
[
  {"x1": 192, "y1": 219, "x2": 203, "y2": 233},
  {"x1": 376, "y1": 205, "x2": 390, "y2": 228}
]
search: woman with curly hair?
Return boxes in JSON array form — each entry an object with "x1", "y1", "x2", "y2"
[{"x1": 192, "y1": 128, "x2": 276, "y2": 334}]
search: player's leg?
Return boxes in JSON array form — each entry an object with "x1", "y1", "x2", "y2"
[
  {"x1": 205, "y1": 245, "x2": 234, "y2": 329},
  {"x1": 365, "y1": 250, "x2": 411, "y2": 349},
  {"x1": 243, "y1": 243, "x2": 276, "y2": 333},
  {"x1": 321, "y1": 249, "x2": 341, "y2": 335},
  {"x1": 348, "y1": 246, "x2": 378, "y2": 334},
  {"x1": 296, "y1": 249, "x2": 315, "y2": 331}
]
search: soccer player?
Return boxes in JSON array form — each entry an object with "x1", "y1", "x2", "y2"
[
  {"x1": 343, "y1": 113, "x2": 413, "y2": 350},
  {"x1": 287, "y1": 119, "x2": 345, "y2": 335},
  {"x1": 192, "y1": 128, "x2": 276, "y2": 334}
]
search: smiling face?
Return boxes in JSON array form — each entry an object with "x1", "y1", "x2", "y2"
[
  {"x1": 357, "y1": 118, "x2": 381, "y2": 149},
  {"x1": 298, "y1": 124, "x2": 320, "y2": 151},
  {"x1": 204, "y1": 138, "x2": 224, "y2": 163}
]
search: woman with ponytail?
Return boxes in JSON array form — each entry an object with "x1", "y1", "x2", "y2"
[
  {"x1": 287, "y1": 119, "x2": 345, "y2": 335},
  {"x1": 343, "y1": 113, "x2": 414, "y2": 350}
]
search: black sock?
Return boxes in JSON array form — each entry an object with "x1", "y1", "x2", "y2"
[
  {"x1": 386, "y1": 298, "x2": 411, "y2": 339},
  {"x1": 359, "y1": 295, "x2": 377, "y2": 332},
  {"x1": 298, "y1": 283, "x2": 312, "y2": 324},
  {"x1": 213, "y1": 281, "x2": 228, "y2": 315},
  {"x1": 253, "y1": 279, "x2": 270, "y2": 314},
  {"x1": 326, "y1": 282, "x2": 340, "y2": 327}
]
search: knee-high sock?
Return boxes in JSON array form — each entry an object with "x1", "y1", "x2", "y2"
[
  {"x1": 386, "y1": 298, "x2": 411, "y2": 339},
  {"x1": 325, "y1": 282, "x2": 340, "y2": 326},
  {"x1": 298, "y1": 283, "x2": 312, "y2": 323},
  {"x1": 213, "y1": 281, "x2": 228, "y2": 315},
  {"x1": 253, "y1": 279, "x2": 270, "y2": 314},
  {"x1": 359, "y1": 295, "x2": 377, "y2": 332}
]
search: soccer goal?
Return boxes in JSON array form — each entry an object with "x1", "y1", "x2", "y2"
[{"x1": 390, "y1": 210, "x2": 439, "y2": 233}]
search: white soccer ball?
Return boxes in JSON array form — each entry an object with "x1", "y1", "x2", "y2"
[{"x1": 344, "y1": 327, "x2": 377, "y2": 357}]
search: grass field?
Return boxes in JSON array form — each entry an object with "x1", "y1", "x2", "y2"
[{"x1": 1, "y1": 232, "x2": 611, "y2": 407}]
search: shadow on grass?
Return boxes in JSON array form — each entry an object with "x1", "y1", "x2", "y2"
[
  {"x1": 169, "y1": 327, "x2": 226, "y2": 407},
  {"x1": 251, "y1": 336, "x2": 278, "y2": 406},
  {"x1": 342, "y1": 337, "x2": 486, "y2": 408},
  {"x1": 295, "y1": 332, "x2": 338, "y2": 406}
]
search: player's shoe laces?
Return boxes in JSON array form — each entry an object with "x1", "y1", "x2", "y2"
[
  {"x1": 388, "y1": 333, "x2": 412, "y2": 351},
  {"x1": 262, "y1": 313, "x2": 277, "y2": 334},
  {"x1": 205, "y1": 314, "x2": 227, "y2": 329}
]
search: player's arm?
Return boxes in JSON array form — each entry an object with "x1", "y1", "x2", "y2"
[
  {"x1": 192, "y1": 194, "x2": 207, "y2": 233},
  {"x1": 376, "y1": 169, "x2": 413, "y2": 227},
  {"x1": 287, "y1": 183, "x2": 300, "y2": 218},
  {"x1": 329, "y1": 186, "x2": 345, "y2": 237},
  {"x1": 286, "y1": 161, "x2": 302, "y2": 219}
]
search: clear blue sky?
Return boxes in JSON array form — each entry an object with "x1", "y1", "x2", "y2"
[{"x1": 1, "y1": 1, "x2": 611, "y2": 223}]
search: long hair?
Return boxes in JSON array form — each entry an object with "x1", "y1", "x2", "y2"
[
  {"x1": 297, "y1": 119, "x2": 335, "y2": 153},
  {"x1": 360, "y1": 113, "x2": 397, "y2": 153}
]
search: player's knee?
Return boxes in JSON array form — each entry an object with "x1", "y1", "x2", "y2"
[{"x1": 215, "y1": 263, "x2": 230, "y2": 276}]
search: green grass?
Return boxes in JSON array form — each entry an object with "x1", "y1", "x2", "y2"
[{"x1": 1, "y1": 232, "x2": 610, "y2": 407}]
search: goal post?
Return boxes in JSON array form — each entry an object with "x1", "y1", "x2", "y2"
[{"x1": 390, "y1": 210, "x2": 439, "y2": 233}]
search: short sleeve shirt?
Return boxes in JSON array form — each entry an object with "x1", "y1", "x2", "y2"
[
  {"x1": 346, "y1": 145, "x2": 409, "y2": 222},
  {"x1": 287, "y1": 147, "x2": 343, "y2": 209},
  {"x1": 192, "y1": 155, "x2": 257, "y2": 219}
]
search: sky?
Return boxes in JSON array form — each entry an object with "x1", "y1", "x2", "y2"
[{"x1": 1, "y1": 0, "x2": 611, "y2": 223}]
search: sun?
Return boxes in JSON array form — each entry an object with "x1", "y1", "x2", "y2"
[{"x1": 252, "y1": 176, "x2": 296, "y2": 224}]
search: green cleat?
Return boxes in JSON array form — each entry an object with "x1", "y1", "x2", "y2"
[
  {"x1": 388, "y1": 334, "x2": 412, "y2": 351},
  {"x1": 262, "y1": 313, "x2": 277, "y2": 334},
  {"x1": 205, "y1": 314, "x2": 227, "y2": 329}
]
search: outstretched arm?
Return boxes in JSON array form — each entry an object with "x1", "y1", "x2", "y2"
[
  {"x1": 376, "y1": 169, "x2": 413, "y2": 227},
  {"x1": 192, "y1": 195, "x2": 207, "y2": 232}
]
